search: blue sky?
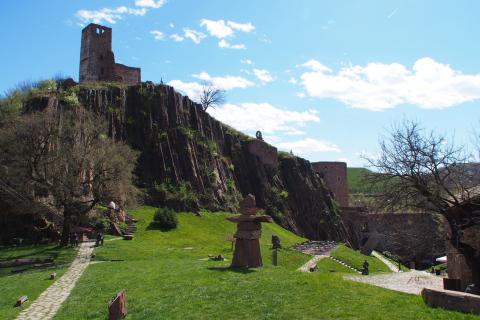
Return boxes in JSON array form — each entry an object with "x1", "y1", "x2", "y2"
[{"x1": 1, "y1": 0, "x2": 479, "y2": 166}]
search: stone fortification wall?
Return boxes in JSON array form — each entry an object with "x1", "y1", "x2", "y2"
[
  {"x1": 245, "y1": 140, "x2": 278, "y2": 169},
  {"x1": 312, "y1": 162, "x2": 348, "y2": 207},
  {"x1": 341, "y1": 207, "x2": 446, "y2": 266}
]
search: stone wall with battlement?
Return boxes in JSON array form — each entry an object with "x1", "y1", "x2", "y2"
[
  {"x1": 341, "y1": 207, "x2": 446, "y2": 266},
  {"x1": 245, "y1": 140, "x2": 278, "y2": 169},
  {"x1": 80, "y1": 23, "x2": 140, "y2": 85},
  {"x1": 312, "y1": 162, "x2": 348, "y2": 207}
]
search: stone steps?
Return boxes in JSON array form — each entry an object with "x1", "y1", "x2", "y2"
[{"x1": 329, "y1": 256, "x2": 362, "y2": 274}]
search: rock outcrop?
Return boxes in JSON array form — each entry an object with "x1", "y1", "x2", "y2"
[{"x1": 22, "y1": 82, "x2": 346, "y2": 241}]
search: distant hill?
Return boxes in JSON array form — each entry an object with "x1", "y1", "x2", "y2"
[{"x1": 347, "y1": 167, "x2": 379, "y2": 194}]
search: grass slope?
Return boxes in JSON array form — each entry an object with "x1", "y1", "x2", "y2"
[
  {"x1": 347, "y1": 167, "x2": 377, "y2": 194},
  {"x1": 52, "y1": 207, "x2": 476, "y2": 320},
  {"x1": 330, "y1": 244, "x2": 391, "y2": 273},
  {"x1": 0, "y1": 245, "x2": 76, "y2": 318}
]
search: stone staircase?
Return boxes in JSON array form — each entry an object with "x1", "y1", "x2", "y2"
[{"x1": 122, "y1": 215, "x2": 137, "y2": 240}]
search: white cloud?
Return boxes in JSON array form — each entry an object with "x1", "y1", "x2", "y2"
[
  {"x1": 298, "y1": 59, "x2": 332, "y2": 72},
  {"x1": 183, "y1": 28, "x2": 206, "y2": 44},
  {"x1": 288, "y1": 77, "x2": 298, "y2": 84},
  {"x1": 167, "y1": 80, "x2": 203, "y2": 100},
  {"x1": 192, "y1": 72, "x2": 253, "y2": 90},
  {"x1": 200, "y1": 19, "x2": 255, "y2": 40},
  {"x1": 276, "y1": 138, "x2": 340, "y2": 155},
  {"x1": 135, "y1": 0, "x2": 166, "y2": 8},
  {"x1": 241, "y1": 59, "x2": 253, "y2": 65},
  {"x1": 387, "y1": 8, "x2": 399, "y2": 19},
  {"x1": 218, "y1": 39, "x2": 245, "y2": 50},
  {"x1": 299, "y1": 57, "x2": 480, "y2": 111},
  {"x1": 169, "y1": 22, "x2": 174, "y2": 28},
  {"x1": 76, "y1": 6, "x2": 147, "y2": 24},
  {"x1": 168, "y1": 73, "x2": 253, "y2": 101},
  {"x1": 227, "y1": 21, "x2": 255, "y2": 32},
  {"x1": 170, "y1": 34, "x2": 184, "y2": 42},
  {"x1": 150, "y1": 30, "x2": 165, "y2": 40},
  {"x1": 200, "y1": 19, "x2": 233, "y2": 38},
  {"x1": 208, "y1": 103, "x2": 319, "y2": 136},
  {"x1": 253, "y1": 68, "x2": 274, "y2": 83},
  {"x1": 296, "y1": 92, "x2": 306, "y2": 98}
]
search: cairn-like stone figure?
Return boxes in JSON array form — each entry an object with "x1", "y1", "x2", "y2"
[{"x1": 226, "y1": 194, "x2": 272, "y2": 268}]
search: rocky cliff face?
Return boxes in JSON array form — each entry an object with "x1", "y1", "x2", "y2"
[{"x1": 27, "y1": 82, "x2": 346, "y2": 241}]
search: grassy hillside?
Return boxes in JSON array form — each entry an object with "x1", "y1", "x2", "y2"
[
  {"x1": 331, "y1": 244, "x2": 391, "y2": 273},
  {"x1": 347, "y1": 167, "x2": 378, "y2": 194},
  {"x1": 47, "y1": 207, "x2": 476, "y2": 319}
]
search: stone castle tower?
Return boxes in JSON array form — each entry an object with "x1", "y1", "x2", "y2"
[
  {"x1": 79, "y1": 23, "x2": 140, "y2": 85},
  {"x1": 312, "y1": 161, "x2": 349, "y2": 207}
]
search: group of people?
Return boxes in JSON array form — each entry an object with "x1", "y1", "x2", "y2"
[
  {"x1": 69, "y1": 232, "x2": 79, "y2": 247},
  {"x1": 68, "y1": 231, "x2": 104, "y2": 246}
]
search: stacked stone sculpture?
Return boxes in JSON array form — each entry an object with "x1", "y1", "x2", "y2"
[{"x1": 226, "y1": 194, "x2": 272, "y2": 268}]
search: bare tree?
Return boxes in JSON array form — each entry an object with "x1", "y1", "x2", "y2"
[
  {"x1": 365, "y1": 120, "x2": 480, "y2": 285},
  {"x1": 0, "y1": 106, "x2": 138, "y2": 244},
  {"x1": 200, "y1": 82, "x2": 225, "y2": 111}
]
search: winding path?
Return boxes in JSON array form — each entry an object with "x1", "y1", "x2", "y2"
[
  {"x1": 371, "y1": 250, "x2": 401, "y2": 272},
  {"x1": 16, "y1": 241, "x2": 95, "y2": 320}
]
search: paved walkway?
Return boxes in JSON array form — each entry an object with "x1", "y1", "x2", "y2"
[
  {"x1": 16, "y1": 241, "x2": 95, "y2": 320},
  {"x1": 345, "y1": 270, "x2": 444, "y2": 295},
  {"x1": 371, "y1": 250, "x2": 401, "y2": 272},
  {"x1": 298, "y1": 255, "x2": 327, "y2": 272}
]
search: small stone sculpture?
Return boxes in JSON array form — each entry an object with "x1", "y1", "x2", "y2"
[
  {"x1": 362, "y1": 260, "x2": 369, "y2": 275},
  {"x1": 226, "y1": 194, "x2": 272, "y2": 268},
  {"x1": 272, "y1": 235, "x2": 282, "y2": 249}
]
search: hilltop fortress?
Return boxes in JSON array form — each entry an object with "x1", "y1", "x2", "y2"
[{"x1": 79, "y1": 23, "x2": 141, "y2": 85}]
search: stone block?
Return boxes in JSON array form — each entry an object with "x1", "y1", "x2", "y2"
[{"x1": 422, "y1": 288, "x2": 480, "y2": 315}]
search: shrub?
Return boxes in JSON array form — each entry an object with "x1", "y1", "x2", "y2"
[
  {"x1": 119, "y1": 222, "x2": 128, "y2": 233},
  {"x1": 154, "y1": 207, "x2": 178, "y2": 230},
  {"x1": 95, "y1": 217, "x2": 111, "y2": 231}
]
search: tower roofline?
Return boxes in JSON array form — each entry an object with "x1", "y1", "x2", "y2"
[{"x1": 82, "y1": 23, "x2": 112, "y2": 32}]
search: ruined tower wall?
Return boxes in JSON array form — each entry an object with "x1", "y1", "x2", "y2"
[
  {"x1": 79, "y1": 23, "x2": 140, "y2": 85},
  {"x1": 114, "y1": 63, "x2": 141, "y2": 85},
  {"x1": 311, "y1": 161, "x2": 348, "y2": 207}
]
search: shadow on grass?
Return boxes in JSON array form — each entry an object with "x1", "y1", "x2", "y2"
[
  {"x1": 207, "y1": 266, "x2": 256, "y2": 274},
  {"x1": 146, "y1": 222, "x2": 176, "y2": 232}
]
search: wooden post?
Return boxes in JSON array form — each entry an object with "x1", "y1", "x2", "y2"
[
  {"x1": 108, "y1": 290, "x2": 127, "y2": 320},
  {"x1": 272, "y1": 248, "x2": 278, "y2": 266}
]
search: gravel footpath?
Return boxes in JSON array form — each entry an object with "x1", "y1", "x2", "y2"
[{"x1": 345, "y1": 270, "x2": 444, "y2": 295}]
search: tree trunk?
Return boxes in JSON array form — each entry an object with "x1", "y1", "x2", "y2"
[{"x1": 61, "y1": 212, "x2": 72, "y2": 246}]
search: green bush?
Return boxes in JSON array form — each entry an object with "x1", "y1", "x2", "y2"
[
  {"x1": 119, "y1": 222, "x2": 128, "y2": 233},
  {"x1": 154, "y1": 207, "x2": 178, "y2": 230},
  {"x1": 95, "y1": 217, "x2": 111, "y2": 231}
]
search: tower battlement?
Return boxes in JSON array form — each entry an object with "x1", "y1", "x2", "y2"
[{"x1": 79, "y1": 23, "x2": 140, "y2": 85}]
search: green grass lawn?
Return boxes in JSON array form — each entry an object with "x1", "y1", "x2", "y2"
[
  {"x1": 0, "y1": 244, "x2": 76, "y2": 318},
  {"x1": 315, "y1": 257, "x2": 357, "y2": 274},
  {"x1": 50, "y1": 207, "x2": 477, "y2": 319},
  {"x1": 330, "y1": 244, "x2": 391, "y2": 274}
]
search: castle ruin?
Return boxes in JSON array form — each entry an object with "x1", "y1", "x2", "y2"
[
  {"x1": 79, "y1": 23, "x2": 141, "y2": 85},
  {"x1": 312, "y1": 161, "x2": 348, "y2": 207}
]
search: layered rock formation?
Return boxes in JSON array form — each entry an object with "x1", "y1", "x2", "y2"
[{"x1": 23, "y1": 82, "x2": 346, "y2": 241}]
